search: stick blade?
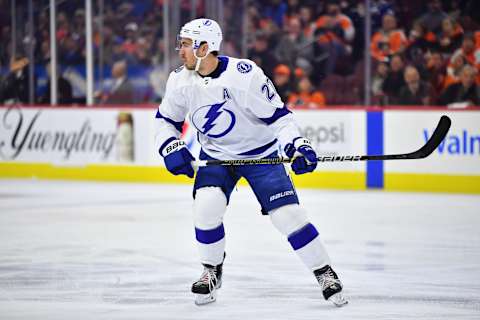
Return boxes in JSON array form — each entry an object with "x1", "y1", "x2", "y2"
[{"x1": 409, "y1": 115, "x2": 451, "y2": 159}]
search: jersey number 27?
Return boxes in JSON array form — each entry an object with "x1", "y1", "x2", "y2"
[{"x1": 261, "y1": 77, "x2": 277, "y2": 102}]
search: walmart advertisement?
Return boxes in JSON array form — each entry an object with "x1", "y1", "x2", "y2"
[{"x1": 383, "y1": 110, "x2": 480, "y2": 193}]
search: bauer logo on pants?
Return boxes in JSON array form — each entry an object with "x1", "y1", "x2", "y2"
[{"x1": 269, "y1": 190, "x2": 294, "y2": 202}]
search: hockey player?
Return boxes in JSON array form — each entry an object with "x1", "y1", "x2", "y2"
[{"x1": 155, "y1": 18, "x2": 347, "y2": 307}]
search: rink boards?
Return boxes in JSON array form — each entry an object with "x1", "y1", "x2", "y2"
[
  {"x1": 0, "y1": 105, "x2": 478, "y2": 194},
  {"x1": 383, "y1": 110, "x2": 480, "y2": 193}
]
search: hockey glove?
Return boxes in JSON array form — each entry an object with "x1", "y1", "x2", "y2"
[
  {"x1": 284, "y1": 137, "x2": 318, "y2": 175},
  {"x1": 160, "y1": 138, "x2": 195, "y2": 178}
]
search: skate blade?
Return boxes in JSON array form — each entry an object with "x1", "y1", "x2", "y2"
[
  {"x1": 328, "y1": 292, "x2": 348, "y2": 307},
  {"x1": 194, "y1": 291, "x2": 217, "y2": 306}
]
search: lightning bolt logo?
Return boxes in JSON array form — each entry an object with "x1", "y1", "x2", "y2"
[{"x1": 202, "y1": 101, "x2": 227, "y2": 133}]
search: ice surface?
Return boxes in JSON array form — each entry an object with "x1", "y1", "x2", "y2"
[{"x1": 0, "y1": 179, "x2": 479, "y2": 319}]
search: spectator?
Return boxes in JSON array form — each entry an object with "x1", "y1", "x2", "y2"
[
  {"x1": 371, "y1": 62, "x2": 389, "y2": 103},
  {"x1": 444, "y1": 53, "x2": 466, "y2": 89},
  {"x1": 437, "y1": 17, "x2": 464, "y2": 55},
  {"x1": 56, "y1": 12, "x2": 70, "y2": 43},
  {"x1": 406, "y1": 20, "x2": 436, "y2": 60},
  {"x1": 97, "y1": 60, "x2": 135, "y2": 105},
  {"x1": 72, "y1": 9, "x2": 86, "y2": 38},
  {"x1": 439, "y1": 65, "x2": 479, "y2": 106},
  {"x1": 369, "y1": 0, "x2": 396, "y2": 31},
  {"x1": 425, "y1": 51, "x2": 447, "y2": 102},
  {"x1": 59, "y1": 36, "x2": 83, "y2": 65},
  {"x1": 39, "y1": 39, "x2": 51, "y2": 64},
  {"x1": 449, "y1": 33, "x2": 480, "y2": 83},
  {"x1": 418, "y1": 0, "x2": 448, "y2": 37},
  {"x1": 371, "y1": 14, "x2": 408, "y2": 63},
  {"x1": 313, "y1": 1, "x2": 355, "y2": 76},
  {"x1": 288, "y1": 76, "x2": 326, "y2": 109},
  {"x1": 397, "y1": 66, "x2": 432, "y2": 105},
  {"x1": 274, "y1": 17, "x2": 312, "y2": 70},
  {"x1": 298, "y1": 5, "x2": 315, "y2": 38},
  {"x1": 38, "y1": 62, "x2": 73, "y2": 105},
  {"x1": 248, "y1": 32, "x2": 278, "y2": 78},
  {"x1": 285, "y1": 0, "x2": 301, "y2": 20},
  {"x1": 151, "y1": 38, "x2": 165, "y2": 66},
  {"x1": 122, "y1": 22, "x2": 139, "y2": 57},
  {"x1": 135, "y1": 37, "x2": 152, "y2": 66},
  {"x1": 272, "y1": 64, "x2": 293, "y2": 102},
  {"x1": 382, "y1": 54, "x2": 406, "y2": 104},
  {"x1": 0, "y1": 56, "x2": 30, "y2": 104}
]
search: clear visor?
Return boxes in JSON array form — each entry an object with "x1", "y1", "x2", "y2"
[
  {"x1": 175, "y1": 35, "x2": 187, "y2": 51},
  {"x1": 176, "y1": 35, "x2": 206, "y2": 51}
]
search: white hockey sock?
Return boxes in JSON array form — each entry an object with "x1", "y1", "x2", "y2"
[
  {"x1": 194, "y1": 187, "x2": 227, "y2": 266},
  {"x1": 287, "y1": 223, "x2": 331, "y2": 270},
  {"x1": 195, "y1": 224, "x2": 226, "y2": 266},
  {"x1": 270, "y1": 204, "x2": 331, "y2": 271}
]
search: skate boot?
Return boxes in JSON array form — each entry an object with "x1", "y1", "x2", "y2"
[
  {"x1": 314, "y1": 265, "x2": 348, "y2": 307},
  {"x1": 191, "y1": 260, "x2": 224, "y2": 305}
]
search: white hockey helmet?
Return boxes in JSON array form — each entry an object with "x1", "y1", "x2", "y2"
[{"x1": 178, "y1": 18, "x2": 223, "y2": 53}]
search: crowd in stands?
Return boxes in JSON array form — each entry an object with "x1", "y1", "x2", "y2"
[
  {"x1": 248, "y1": 0, "x2": 480, "y2": 107},
  {"x1": 0, "y1": 0, "x2": 479, "y2": 107}
]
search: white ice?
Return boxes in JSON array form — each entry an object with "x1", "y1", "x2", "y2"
[{"x1": 0, "y1": 179, "x2": 479, "y2": 319}]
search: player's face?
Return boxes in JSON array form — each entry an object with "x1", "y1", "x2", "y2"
[{"x1": 178, "y1": 38, "x2": 197, "y2": 70}]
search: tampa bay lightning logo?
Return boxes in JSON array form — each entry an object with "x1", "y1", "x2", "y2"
[
  {"x1": 237, "y1": 61, "x2": 252, "y2": 73},
  {"x1": 192, "y1": 101, "x2": 236, "y2": 138}
]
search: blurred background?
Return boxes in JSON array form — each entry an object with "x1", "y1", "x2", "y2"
[{"x1": 1, "y1": 0, "x2": 479, "y2": 108}]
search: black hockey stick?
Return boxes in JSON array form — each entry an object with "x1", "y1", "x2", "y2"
[{"x1": 193, "y1": 115, "x2": 451, "y2": 167}]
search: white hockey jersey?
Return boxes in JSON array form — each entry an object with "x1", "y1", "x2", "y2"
[{"x1": 156, "y1": 56, "x2": 301, "y2": 160}]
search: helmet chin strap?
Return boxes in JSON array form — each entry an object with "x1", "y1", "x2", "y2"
[{"x1": 193, "y1": 48, "x2": 208, "y2": 72}]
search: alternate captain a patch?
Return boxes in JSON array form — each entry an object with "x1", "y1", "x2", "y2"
[{"x1": 223, "y1": 88, "x2": 232, "y2": 100}]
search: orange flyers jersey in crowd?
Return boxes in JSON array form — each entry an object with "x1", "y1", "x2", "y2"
[
  {"x1": 315, "y1": 14, "x2": 355, "y2": 43},
  {"x1": 449, "y1": 46, "x2": 480, "y2": 85},
  {"x1": 371, "y1": 30, "x2": 408, "y2": 62},
  {"x1": 288, "y1": 92, "x2": 326, "y2": 109}
]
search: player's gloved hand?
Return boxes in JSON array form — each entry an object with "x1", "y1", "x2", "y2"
[
  {"x1": 160, "y1": 139, "x2": 195, "y2": 178},
  {"x1": 284, "y1": 137, "x2": 318, "y2": 175}
]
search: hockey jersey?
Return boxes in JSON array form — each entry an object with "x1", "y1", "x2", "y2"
[{"x1": 155, "y1": 56, "x2": 301, "y2": 160}]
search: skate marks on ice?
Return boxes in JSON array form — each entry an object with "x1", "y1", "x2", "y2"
[
  {"x1": 0, "y1": 256, "x2": 192, "y2": 305},
  {"x1": 0, "y1": 180, "x2": 479, "y2": 319}
]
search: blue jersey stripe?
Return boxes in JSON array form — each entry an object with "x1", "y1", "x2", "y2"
[
  {"x1": 259, "y1": 105, "x2": 291, "y2": 125},
  {"x1": 155, "y1": 110, "x2": 184, "y2": 132},
  {"x1": 287, "y1": 223, "x2": 319, "y2": 250},
  {"x1": 238, "y1": 139, "x2": 278, "y2": 156},
  {"x1": 195, "y1": 224, "x2": 225, "y2": 244}
]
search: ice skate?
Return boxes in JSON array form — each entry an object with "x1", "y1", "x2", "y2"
[
  {"x1": 191, "y1": 260, "x2": 223, "y2": 305},
  {"x1": 314, "y1": 265, "x2": 348, "y2": 307}
]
